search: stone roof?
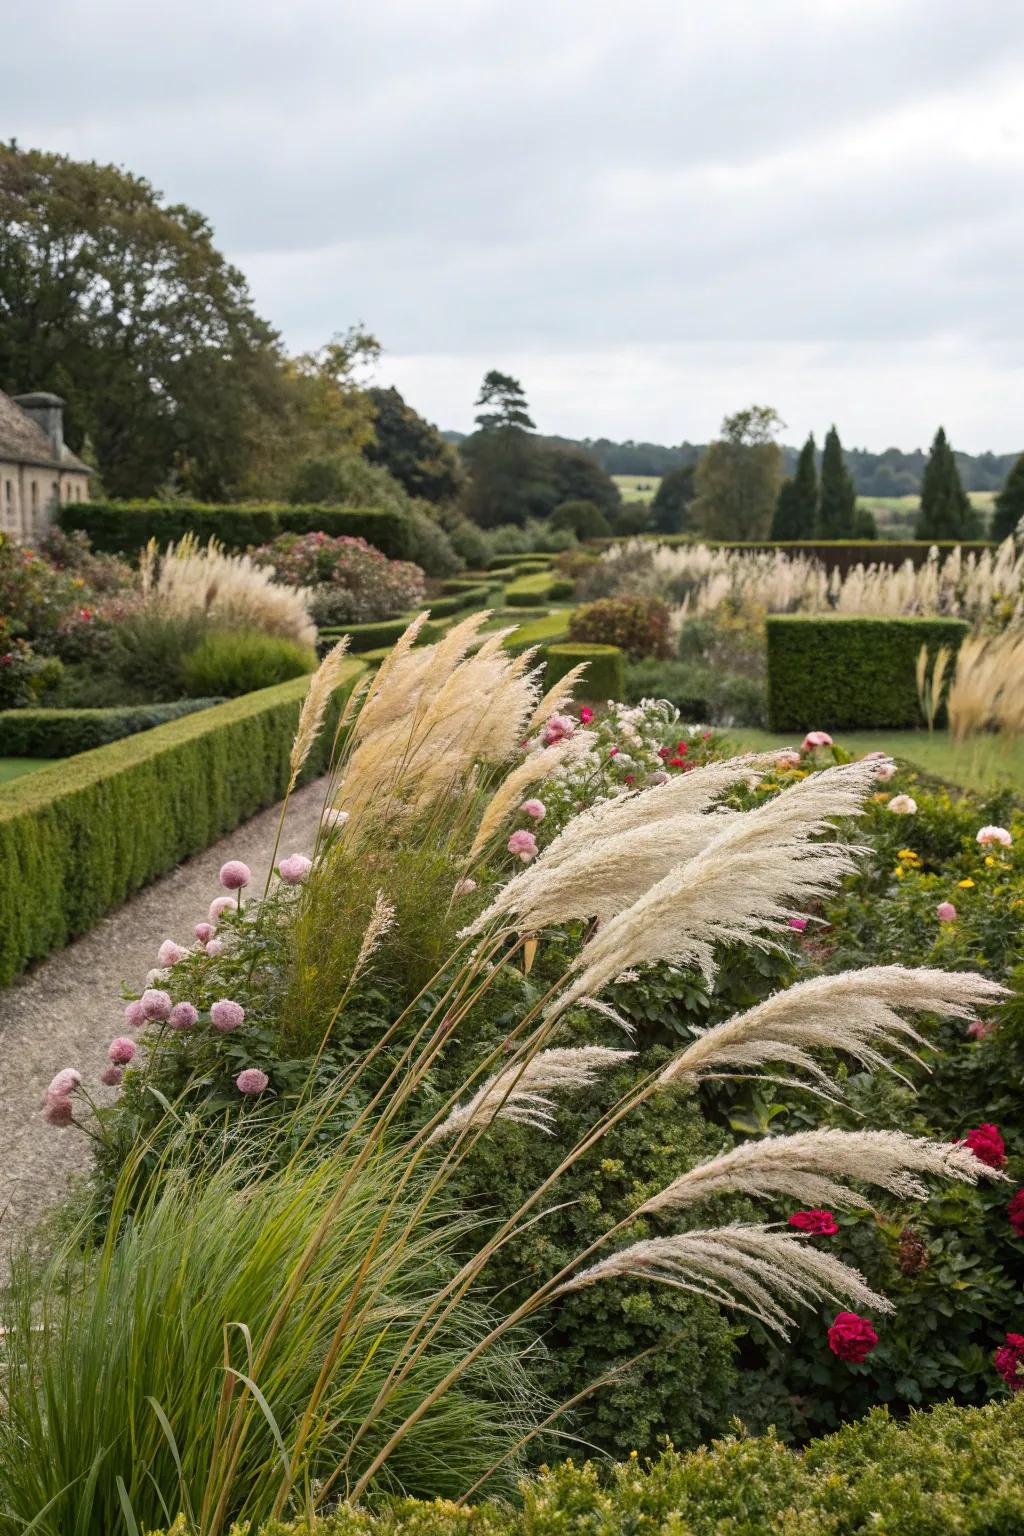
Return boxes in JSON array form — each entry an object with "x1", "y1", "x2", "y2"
[{"x1": 0, "y1": 389, "x2": 89, "y2": 473}]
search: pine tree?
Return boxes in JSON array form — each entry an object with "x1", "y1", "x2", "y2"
[
  {"x1": 817, "y1": 426, "x2": 857, "y2": 537},
  {"x1": 991, "y1": 453, "x2": 1024, "y2": 543},
  {"x1": 915, "y1": 428, "x2": 979, "y2": 540},
  {"x1": 771, "y1": 434, "x2": 817, "y2": 539}
]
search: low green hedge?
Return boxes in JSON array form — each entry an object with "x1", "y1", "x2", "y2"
[
  {"x1": 59, "y1": 501, "x2": 413, "y2": 560},
  {"x1": 317, "y1": 616, "x2": 446, "y2": 654},
  {"x1": 766, "y1": 615, "x2": 970, "y2": 730},
  {"x1": 485, "y1": 551, "x2": 557, "y2": 570},
  {"x1": 148, "y1": 1397, "x2": 1024, "y2": 1534},
  {"x1": 0, "y1": 665, "x2": 363, "y2": 986},
  {"x1": 426, "y1": 583, "x2": 494, "y2": 617},
  {"x1": 546, "y1": 642, "x2": 625, "y2": 700},
  {"x1": 0, "y1": 700, "x2": 222, "y2": 757},
  {"x1": 505, "y1": 571, "x2": 575, "y2": 605},
  {"x1": 501, "y1": 612, "x2": 572, "y2": 656}
]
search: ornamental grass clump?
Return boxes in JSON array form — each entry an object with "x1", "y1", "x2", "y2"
[{"x1": 9, "y1": 618, "x2": 1014, "y2": 1532}]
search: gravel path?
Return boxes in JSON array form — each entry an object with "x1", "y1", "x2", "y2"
[{"x1": 0, "y1": 779, "x2": 326, "y2": 1270}]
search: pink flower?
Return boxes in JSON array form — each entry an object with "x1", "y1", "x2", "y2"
[
  {"x1": 157, "y1": 939, "x2": 184, "y2": 967},
  {"x1": 788, "y1": 916, "x2": 808, "y2": 932},
  {"x1": 801, "y1": 731, "x2": 833, "y2": 751},
  {"x1": 541, "y1": 713, "x2": 576, "y2": 746},
  {"x1": 205, "y1": 938, "x2": 224, "y2": 957},
  {"x1": 209, "y1": 896, "x2": 235, "y2": 923},
  {"x1": 194, "y1": 922, "x2": 214, "y2": 944},
  {"x1": 775, "y1": 750, "x2": 801, "y2": 769},
  {"x1": 236, "y1": 1067, "x2": 270, "y2": 1095},
  {"x1": 579, "y1": 707, "x2": 594, "y2": 724},
  {"x1": 219, "y1": 860, "x2": 251, "y2": 891},
  {"x1": 124, "y1": 1000, "x2": 147, "y2": 1030},
  {"x1": 100, "y1": 1065, "x2": 124, "y2": 1087},
  {"x1": 520, "y1": 798, "x2": 546, "y2": 822},
  {"x1": 887, "y1": 795, "x2": 917, "y2": 815},
  {"x1": 1008, "y1": 1190, "x2": 1024, "y2": 1238},
  {"x1": 169, "y1": 1001, "x2": 198, "y2": 1030},
  {"x1": 43, "y1": 1096, "x2": 74, "y2": 1126},
  {"x1": 141, "y1": 988, "x2": 172, "y2": 1021},
  {"x1": 789, "y1": 1208, "x2": 838, "y2": 1236},
  {"x1": 454, "y1": 877, "x2": 477, "y2": 896},
  {"x1": 961, "y1": 1122, "x2": 1007, "y2": 1169},
  {"x1": 107, "y1": 1037, "x2": 136, "y2": 1065},
  {"x1": 994, "y1": 1333, "x2": 1024, "y2": 1392},
  {"x1": 967, "y1": 1018, "x2": 995, "y2": 1041},
  {"x1": 279, "y1": 853, "x2": 312, "y2": 885},
  {"x1": 977, "y1": 825, "x2": 1013, "y2": 847},
  {"x1": 936, "y1": 902, "x2": 957, "y2": 922},
  {"x1": 828, "y1": 1311, "x2": 879, "y2": 1363},
  {"x1": 873, "y1": 762, "x2": 896, "y2": 781},
  {"x1": 46, "y1": 1068, "x2": 81, "y2": 1098},
  {"x1": 210, "y1": 998, "x2": 245, "y2": 1032},
  {"x1": 507, "y1": 829, "x2": 538, "y2": 863}
]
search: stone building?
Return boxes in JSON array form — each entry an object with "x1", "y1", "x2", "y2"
[{"x1": 0, "y1": 390, "x2": 91, "y2": 543}]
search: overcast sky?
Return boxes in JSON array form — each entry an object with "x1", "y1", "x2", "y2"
[{"x1": 10, "y1": 0, "x2": 1024, "y2": 450}]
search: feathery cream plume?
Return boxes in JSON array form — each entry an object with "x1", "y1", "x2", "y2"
[
  {"x1": 658, "y1": 966, "x2": 1007, "y2": 1091},
  {"x1": 288, "y1": 636, "x2": 352, "y2": 789},
  {"x1": 560, "y1": 1224, "x2": 891, "y2": 1334},
  {"x1": 527, "y1": 663, "x2": 589, "y2": 732},
  {"x1": 426, "y1": 1046, "x2": 634, "y2": 1144},
  {"x1": 469, "y1": 733, "x2": 596, "y2": 856},
  {"x1": 349, "y1": 891, "x2": 396, "y2": 988},
  {"x1": 639, "y1": 1127, "x2": 1004, "y2": 1218}
]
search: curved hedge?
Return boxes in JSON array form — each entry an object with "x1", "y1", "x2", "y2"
[
  {"x1": 766, "y1": 615, "x2": 970, "y2": 730},
  {"x1": 0, "y1": 700, "x2": 222, "y2": 757},
  {"x1": 317, "y1": 616, "x2": 446, "y2": 654},
  {"x1": 505, "y1": 570, "x2": 574, "y2": 605},
  {"x1": 0, "y1": 665, "x2": 363, "y2": 985},
  {"x1": 58, "y1": 501, "x2": 412, "y2": 559}
]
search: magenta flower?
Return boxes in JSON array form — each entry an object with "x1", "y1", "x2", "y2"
[
  {"x1": 209, "y1": 896, "x2": 235, "y2": 923},
  {"x1": 219, "y1": 860, "x2": 251, "y2": 891},
  {"x1": 205, "y1": 938, "x2": 224, "y2": 957},
  {"x1": 100, "y1": 1066, "x2": 124, "y2": 1087},
  {"x1": 520, "y1": 798, "x2": 546, "y2": 822},
  {"x1": 157, "y1": 939, "x2": 184, "y2": 967},
  {"x1": 801, "y1": 731, "x2": 833, "y2": 751},
  {"x1": 123, "y1": 1000, "x2": 147, "y2": 1030},
  {"x1": 236, "y1": 1067, "x2": 270, "y2": 1095},
  {"x1": 579, "y1": 707, "x2": 594, "y2": 724},
  {"x1": 507, "y1": 829, "x2": 538, "y2": 863},
  {"x1": 788, "y1": 916, "x2": 808, "y2": 932},
  {"x1": 936, "y1": 901, "x2": 957, "y2": 922},
  {"x1": 43, "y1": 1097, "x2": 75, "y2": 1126},
  {"x1": 46, "y1": 1068, "x2": 81, "y2": 1098},
  {"x1": 210, "y1": 998, "x2": 245, "y2": 1032},
  {"x1": 169, "y1": 1001, "x2": 198, "y2": 1030},
  {"x1": 278, "y1": 853, "x2": 312, "y2": 885},
  {"x1": 107, "y1": 1037, "x2": 136, "y2": 1065},
  {"x1": 141, "y1": 988, "x2": 173, "y2": 1021},
  {"x1": 194, "y1": 922, "x2": 214, "y2": 943}
]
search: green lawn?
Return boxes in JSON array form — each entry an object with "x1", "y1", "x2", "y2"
[
  {"x1": 0, "y1": 757, "x2": 58, "y2": 785},
  {"x1": 613, "y1": 474, "x2": 661, "y2": 504},
  {"x1": 721, "y1": 728, "x2": 1024, "y2": 792}
]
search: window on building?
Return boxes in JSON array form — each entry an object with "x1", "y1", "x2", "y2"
[{"x1": 3, "y1": 479, "x2": 12, "y2": 525}]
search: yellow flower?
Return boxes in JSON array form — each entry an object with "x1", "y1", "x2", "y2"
[
  {"x1": 894, "y1": 865, "x2": 905, "y2": 879},
  {"x1": 897, "y1": 849, "x2": 921, "y2": 864},
  {"x1": 985, "y1": 856, "x2": 997, "y2": 867},
  {"x1": 957, "y1": 878, "x2": 975, "y2": 888}
]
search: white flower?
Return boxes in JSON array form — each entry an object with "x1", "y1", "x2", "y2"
[
  {"x1": 976, "y1": 825, "x2": 1012, "y2": 847},
  {"x1": 887, "y1": 795, "x2": 918, "y2": 815}
]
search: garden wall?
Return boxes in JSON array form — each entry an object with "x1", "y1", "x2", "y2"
[
  {"x1": 58, "y1": 501, "x2": 413, "y2": 560},
  {"x1": 0, "y1": 664, "x2": 363, "y2": 985}
]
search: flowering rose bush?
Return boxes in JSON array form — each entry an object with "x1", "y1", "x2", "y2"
[
  {"x1": 254, "y1": 531, "x2": 425, "y2": 625},
  {"x1": 827, "y1": 1311, "x2": 880, "y2": 1363},
  {"x1": 568, "y1": 595, "x2": 674, "y2": 659}
]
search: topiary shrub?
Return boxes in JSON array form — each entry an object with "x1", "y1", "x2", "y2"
[
  {"x1": 766, "y1": 615, "x2": 970, "y2": 730},
  {"x1": 544, "y1": 642, "x2": 624, "y2": 700},
  {"x1": 180, "y1": 629, "x2": 317, "y2": 698},
  {"x1": 568, "y1": 596, "x2": 673, "y2": 659}
]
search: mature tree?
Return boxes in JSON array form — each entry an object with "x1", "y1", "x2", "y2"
[
  {"x1": 549, "y1": 499, "x2": 610, "y2": 540},
  {"x1": 544, "y1": 444, "x2": 620, "y2": 513},
  {"x1": 990, "y1": 453, "x2": 1024, "y2": 542},
  {"x1": 770, "y1": 434, "x2": 817, "y2": 539},
  {"x1": 817, "y1": 426, "x2": 857, "y2": 538},
  {"x1": 0, "y1": 141, "x2": 289, "y2": 499},
  {"x1": 692, "y1": 406, "x2": 784, "y2": 541},
  {"x1": 474, "y1": 370, "x2": 535, "y2": 432},
  {"x1": 651, "y1": 462, "x2": 697, "y2": 534},
  {"x1": 915, "y1": 427, "x2": 980, "y2": 540},
  {"x1": 460, "y1": 371, "x2": 549, "y2": 526},
  {"x1": 364, "y1": 385, "x2": 464, "y2": 503}
]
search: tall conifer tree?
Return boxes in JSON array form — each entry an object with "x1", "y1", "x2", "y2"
[
  {"x1": 817, "y1": 426, "x2": 857, "y2": 537},
  {"x1": 990, "y1": 452, "x2": 1024, "y2": 543},
  {"x1": 771, "y1": 433, "x2": 818, "y2": 538},
  {"x1": 915, "y1": 428, "x2": 979, "y2": 539}
]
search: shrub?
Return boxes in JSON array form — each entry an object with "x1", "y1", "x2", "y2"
[
  {"x1": 255, "y1": 532, "x2": 426, "y2": 625},
  {"x1": 545, "y1": 642, "x2": 625, "y2": 699},
  {"x1": 0, "y1": 700, "x2": 221, "y2": 756},
  {"x1": 180, "y1": 629, "x2": 317, "y2": 698},
  {"x1": 766, "y1": 615, "x2": 970, "y2": 730},
  {"x1": 549, "y1": 499, "x2": 611, "y2": 540},
  {"x1": 0, "y1": 622, "x2": 63, "y2": 708},
  {"x1": 621, "y1": 658, "x2": 766, "y2": 726},
  {"x1": 59, "y1": 501, "x2": 414, "y2": 560},
  {"x1": 504, "y1": 571, "x2": 574, "y2": 606},
  {"x1": 569, "y1": 595, "x2": 673, "y2": 659},
  {"x1": 0, "y1": 666, "x2": 363, "y2": 985}
]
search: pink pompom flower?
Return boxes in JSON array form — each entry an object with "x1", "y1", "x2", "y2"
[
  {"x1": 210, "y1": 998, "x2": 245, "y2": 1032},
  {"x1": 46, "y1": 1068, "x2": 81, "y2": 1099},
  {"x1": 205, "y1": 938, "x2": 224, "y2": 957},
  {"x1": 169, "y1": 1001, "x2": 198, "y2": 1031},
  {"x1": 887, "y1": 795, "x2": 918, "y2": 815},
  {"x1": 873, "y1": 762, "x2": 896, "y2": 781},
  {"x1": 507, "y1": 829, "x2": 538, "y2": 863},
  {"x1": 775, "y1": 750, "x2": 801, "y2": 769},
  {"x1": 977, "y1": 825, "x2": 1013, "y2": 847},
  {"x1": 236, "y1": 1068, "x2": 270, "y2": 1095},
  {"x1": 219, "y1": 860, "x2": 251, "y2": 891},
  {"x1": 801, "y1": 731, "x2": 833, "y2": 751},
  {"x1": 141, "y1": 988, "x2": 173, "y2": 1021},
  {"x1": 194, "y1": 922, "x2": 214, "y2": 944},
  {"x1": 278, "y1": 853, "x2": 312, "y2": 885},
  {"x1": 520, "y1": 798, "x2": 546, "y2": 822},
  {"x1": 936, "y1": 901, "x2": 957, "y2": 922},
  {"x1": 107, "y1": 1037, "x2": 136, "y2": 1065},
  {"x1": 209, "y1": 896, "x2": 235, "y2": 923},
  {"x1": 43, "y1": 1096, "x2": 75, "y2": 1126},
  {"x1": 123, "y1": 999, "x2": 147, "y2": 1030},
  {"x1": 157, "y1": 939, "x2": 184, "y2": 968},
  {"x1": 541, "y1": 713, "x2": 576, "y2": 746},
  {"x1": 454, "y1": 877, "x2": 477, "y2": 896},
  {"x1": 100, "y1": 1065, "x2": 124, "y2": 1087}
]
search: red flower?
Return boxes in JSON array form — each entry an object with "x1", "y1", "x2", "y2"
[
  {"x1": 675, "y1": 741, "x2": 688, "y2": 756},
  {"x1": 827, "y1": 1311, "x2": 878, "y2": 1363},
  {"x1": 579, "y1": 706, "x2": 594, "y2": 725},
  {"x1": 1009, "y1": 1190, "x2": 1024, "y2": 1238},
  {"x1": 669, "y1": 756, "x2": 687, "y2": 767},
  {"x1": 789, "y1": 1208, "x2": 838, "y2": 1236},
  {"x1": 961, "y1": 1123, "x2": 1007, "y2": 1169},
  {"x1": 994, "y1": 1333, "x2": 1024, "y2": 1392},
  {"x1": 658, "y1": 746, "x2": 671, "y2": 760}
]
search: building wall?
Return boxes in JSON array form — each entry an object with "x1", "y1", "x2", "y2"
[{"x1": 0, "y1": 462, "x2": 89, "y2": 543}]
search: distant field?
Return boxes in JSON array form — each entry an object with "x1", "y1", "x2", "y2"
[
  {"x1": 613, "y1": 474, "x2": 661, "y2": 504},
  {"x1": 859, "y1": 492, "x2": 995, "y2": 539}
]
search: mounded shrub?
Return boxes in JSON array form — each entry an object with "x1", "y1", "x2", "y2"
[
  {"x1": 545, "y1": 642, "x2": 625, "y2": 699},
  {"x1": 180, "y1": 629, "x2": 317, "y2": 698},
  {"x1": 59, "y1": 501, "x2": 413, "y2": 560},
  {"x1": 766, "y1": 615, "x2": 970, "y2": 730},
  {"x1": 253, "y1": 532, "x2": 425, "y2": 625},
  {"x1": 0, "y1": 700, "x2": 221, "y2": 757},
  {"x1": 0, "y1": 665, "x2": 363, "y2": 986},
  {"x1": 569, "y1": 595, "x2": 673, "y2": 659}
]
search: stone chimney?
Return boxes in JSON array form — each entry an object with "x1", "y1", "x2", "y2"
[{"x1": 13, "y1": 392, "x2": 66, "y2": 460}]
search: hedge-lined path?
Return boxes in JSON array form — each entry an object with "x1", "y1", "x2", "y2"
[{"x1": 0, "y1": 777, "x2": 326, "y2": 1277}]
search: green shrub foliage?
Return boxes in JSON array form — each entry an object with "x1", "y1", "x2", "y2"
[
  {"x1": 180, "y1": 629, "x2": 317, "y2": 698},
  {"x1": 544, "y1": 643, "x2": 625, "y2": 699},
  {"x1": 504, "y1": 569, "x2": 574, "y2": 605},
  {"x1": 0, "y1": 667, "x2": 362, "y2": 985},
  {"x1": 59, "y1": 501, "x2": 413, "y2": 560},
  {"x1": 569, "y1": 596, "x2": 673, "y2": 659},
  {"x1": 766, "y1": 615, "x2": 969, "y2": 729},
  {"x1": 0, "y1": 699, "x2": 220, "y2": 756}
]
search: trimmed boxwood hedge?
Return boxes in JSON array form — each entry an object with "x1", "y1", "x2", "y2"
[
  {"x1": 505, "y1": 571, "x2": 575, "y2": 605},
  {"x1": 317, "y1": 616, "x2": 446, "y2": 654},
  {"x1": 766, "y1": 614, "x2": 970, "y2": 730},
  {"x1": 147, "y1": 1397, "x2": 1024, "y2": 1535},
  {"x1": 58, "y1": 501, "x2": 413, "y2": 559},
  {"x1": 0, "y1": 665, "x2": 363, "y2": 986},
  {"x1": 426, "y1": 583, "x2": 494, "y2": 617},
  {"x1": 485, "y1": 551, "x2": 557, "y2": 570},
  {"x1": 546, "y1": 642, "x2": 625, "y2": 700},
  {"x1": 0, "y1": 700, "x2": 222, "y2": 757},
  {"x1": 501, "y1": 612, "x2": 572, "y2": 656}
]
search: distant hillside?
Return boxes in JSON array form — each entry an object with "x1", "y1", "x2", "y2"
[{"x1": 442, "y1": 431, "x2": 1020, "y2": 496}]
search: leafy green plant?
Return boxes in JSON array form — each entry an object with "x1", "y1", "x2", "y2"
[
  {"x1": 569, "y1": 596, "x2": 673, "y2": 659},
  {"x1": 181, "y1": 629, "x2": 317, "y2": 697}
]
